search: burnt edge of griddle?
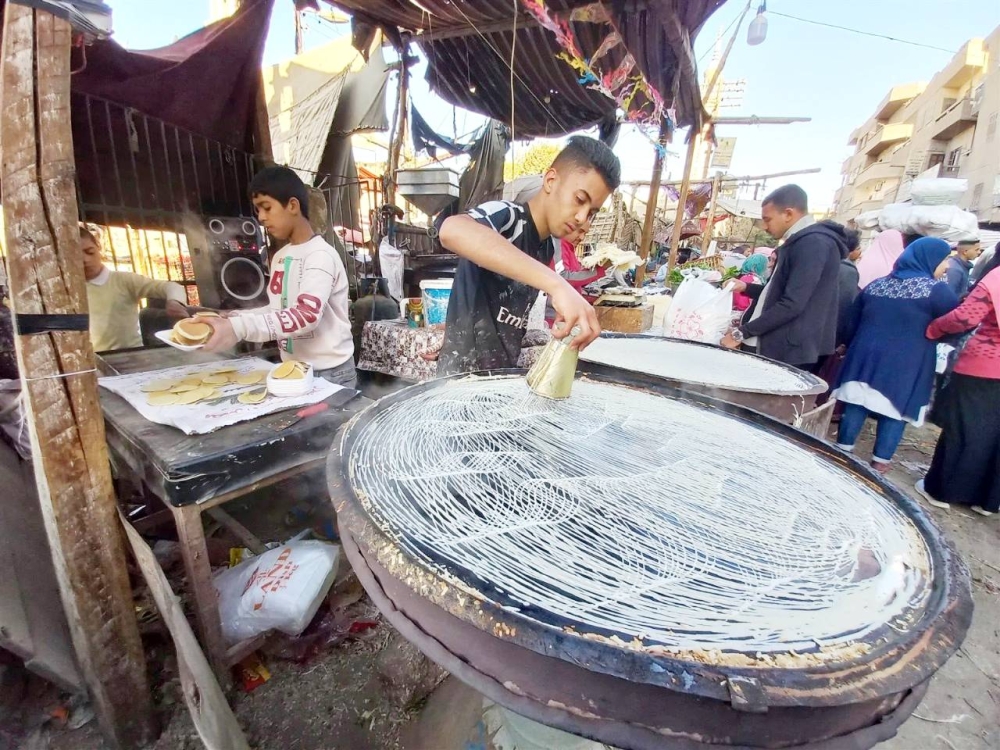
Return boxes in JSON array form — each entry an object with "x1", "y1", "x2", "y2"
[{"x1": 331, "y1": 371, "x2": 973, "y2": 706}]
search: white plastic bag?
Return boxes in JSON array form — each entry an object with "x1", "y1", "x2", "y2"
[
  {"x1": 379, "y1": 236, "x2": 404, "y2": 300},
  {"x1": 663, "y1": 278, "x2": 733, "y2": 344},
  {"x1": 214, "y1": 541, "x2": 340, "y2": 644},
  {"x1": 935, "y1": 343, "x2": 955, "y2": 375},
  {"x1": 877, "y1": 203, "x2": 979, "y2": 242}
]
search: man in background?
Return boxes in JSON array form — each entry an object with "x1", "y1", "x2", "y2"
[
  {"x1": 81, "y1": 226, "x2": 189, "y2": 352},
  {"x1": 943, "y1": 238, "x2": 982, "y2": 299},
  {"x1": 722, "y1": 185, "x2": 846, "y2": 372}
]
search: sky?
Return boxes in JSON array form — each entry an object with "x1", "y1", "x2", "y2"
[{"x1": 109, "y1": 1, "x2": 999, "y2": 212}]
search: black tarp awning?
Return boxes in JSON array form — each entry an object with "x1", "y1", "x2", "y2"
[
  {"x1": 296, "y1": 0, "x2": 725, "y2": 138},
  {"x1": 0, "y1": 0, "x2": 275, "y2": 223}
]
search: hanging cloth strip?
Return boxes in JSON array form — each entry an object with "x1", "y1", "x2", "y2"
[{"x1": 410, "y1": 106, "x2": 478, "y2": 159}]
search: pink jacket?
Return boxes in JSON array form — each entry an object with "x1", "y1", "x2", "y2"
[{"x1": 927, "y1": 267, "x2": 1000, "y2": 380}]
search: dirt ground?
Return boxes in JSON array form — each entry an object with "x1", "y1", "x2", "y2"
[{"x1": 2, "y1": 422, "x2": 997, "y2": 750}]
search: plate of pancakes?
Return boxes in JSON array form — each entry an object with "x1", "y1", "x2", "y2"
[{"x1": 155, "y1": 312, "x2": 219, "y2": 351}]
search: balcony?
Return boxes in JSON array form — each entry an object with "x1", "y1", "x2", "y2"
[
  {"x1": 862, "y1": 123, "x2": 913, "y2": 157},
  {"x1": 942, "y1": 39, "x2": 987, "y2": 88},
  {"x1": 849, "y1": 198, "x2": 889, "y2": 216},
  {"x1": 932, "y1": 97, "x2": 978, "y2": 141},
  {"x1": 854, "y1": 162, "x2": 903, "y2": 187},
  {"x1": 874, "y1": 83, "x2": 926, "y2": 121}
]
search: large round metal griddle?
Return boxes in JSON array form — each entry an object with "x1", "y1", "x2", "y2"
[
  {"x1": 328, "y1": 371, "x2": 972, "y2": 750},
  {"x1": 581, "y1": 334, "x2": 828, "y2": 422}
]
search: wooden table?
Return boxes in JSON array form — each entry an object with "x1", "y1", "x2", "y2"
[{"x1": 98, "y1": 347, "x2": 370, "y2": 678}]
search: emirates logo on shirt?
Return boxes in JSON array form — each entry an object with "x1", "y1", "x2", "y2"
[{"x1": 497, "y1": 305, "x2": 529, "y2": 330}]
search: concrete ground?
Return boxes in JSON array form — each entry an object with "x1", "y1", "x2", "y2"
[{"x1": 5, "y1": 424, "x2": 997, "y2": 750}]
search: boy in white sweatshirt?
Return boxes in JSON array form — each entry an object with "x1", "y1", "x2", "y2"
[{"x1": 203, "y1": 167, "x2": 356, "y2": 388}]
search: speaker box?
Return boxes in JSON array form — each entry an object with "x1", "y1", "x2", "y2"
[{"x1": 188, "y1": 216, "x2": 269, "y2": 309}]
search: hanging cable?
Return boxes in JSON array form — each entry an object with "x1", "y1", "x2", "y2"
[
  {"x1": 446, "y1": 3, "x2": 573, "y2": 133},
  {"x1": 770, "y1": 11, "x2": 957, "y2": 54}
]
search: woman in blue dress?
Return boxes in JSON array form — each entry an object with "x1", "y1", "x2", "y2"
[{"x1": 832, "y1": 238, "x2": 959, "y2": 473}]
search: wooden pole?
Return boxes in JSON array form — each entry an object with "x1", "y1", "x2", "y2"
[
  {"x1": 666, "y1": 134, "x2": 700, "y2": 273},
  {"x1": 634, "y1": 117, "x2": 670, "y2": 286},
  {"x1": 387, "y1": 52, "x2": 410, "y2": 205},
  {"x1": 0, "y1": 7, "x2": 155, "y2": 748},
  {"x1": 701, "y1": 172, "x2": 722, "y2": 254},
  {"x1": 294, "y1": 10, "x2": 304, "y2": 55},
  {"x1": 667, "y1": 1, "x2": 752, "y2": 273}
]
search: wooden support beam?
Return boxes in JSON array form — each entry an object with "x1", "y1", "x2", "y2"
[
  {"x1": 634, "y1": 117, "x2": 670, "y2": 287},
  {"x1": 701, "y1": 172, "x2": 722, "y2": 255},
  {"x1": 386, "y1": 54, "x2": 410, "y2": 205},
  {"x1": 666, "y1": 134, "x2": 699, "y2": 274},
  {"x1": 0, "y1": 6, "x2": 155, "y2": 748},
  {"x1": 409, "y1": 1, "x2": 654, "y2": 43},
  {"x1": 667, "y1": 0, "x2": 751, "y2": 274}
]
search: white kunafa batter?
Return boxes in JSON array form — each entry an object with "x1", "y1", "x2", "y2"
[
  {"x1": 581, "y1": 337, "x2": 821, "y2": 393},
  {"x1": 348, "y1": 376, "x2": 931, "y2": 653}
]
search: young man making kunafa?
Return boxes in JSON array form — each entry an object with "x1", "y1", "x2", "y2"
[{"x1": 435, "y1": 136, "x2": 621, "y2": 375}]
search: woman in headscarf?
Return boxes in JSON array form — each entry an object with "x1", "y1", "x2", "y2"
[
  {"x1": 917, "y1": 262, "x2": 1000, "y2": 516},
  {"x1": 732, "y1": 254, "x2": 768, "y2": 311},
  {"x1": 832, "y1": 238, "x2": 959, "y2": 473},
  {"x1": 855, "y1": 229, "x2": 905, "y2": 289}
]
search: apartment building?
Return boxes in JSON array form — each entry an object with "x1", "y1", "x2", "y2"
[{"x1": 833, "y1": 25, "x2": 1000, "y2": 227}]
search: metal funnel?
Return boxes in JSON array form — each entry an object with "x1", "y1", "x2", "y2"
[{"x1": 526, "y1": 326, "x2": 580, "y2": 399}]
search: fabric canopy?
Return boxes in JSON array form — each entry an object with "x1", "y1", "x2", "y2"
[
  {"x1": 72, "y1": 0, "x2": 274, "y2": 153},
  {"x1": 296, "y1": 0, "x2": 725, "y2": 138}
]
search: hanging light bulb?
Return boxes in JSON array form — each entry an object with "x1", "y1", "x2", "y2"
[{"x1": 747, "y1": 2, "x2": 768, "y2": 46}]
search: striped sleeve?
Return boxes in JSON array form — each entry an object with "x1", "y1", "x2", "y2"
[{"x1": 466, "y1": 201, "x2": 524, "y2": 243}]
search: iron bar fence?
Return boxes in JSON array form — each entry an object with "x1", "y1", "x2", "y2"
[{"x1": 0, "y1": 92, "x2": 382, "y2": 305}]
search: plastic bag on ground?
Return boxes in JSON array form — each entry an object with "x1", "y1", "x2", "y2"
[
  {"x1": 214, "y1": 540, "x2": 340, "y2": 644},
  {"x1": 663, "y1": 278, "x2": 733, "y2": 344}
]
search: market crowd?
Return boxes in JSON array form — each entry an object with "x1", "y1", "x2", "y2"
[{"x1": 720, "y1": 184, "x2": 998, "y2": 518}]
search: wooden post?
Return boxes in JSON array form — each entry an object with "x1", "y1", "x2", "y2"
[
  {"x1": 667, "y1": 1, "x2": 752, "y2": 273},
  {"x1": 387, "y1": 52, "x2": 410, "y2": 205},
  {"x1": 701, "y1": 172, "x2": 722, "y2": 254},
  {"x1": 634, "y1": 117, "x2": 670, "y2": 286},
  {"x1": 0, "y1": 7, "x2": 155, "y2": 748},
  {"x1": 294, "y1": 9, "x2": 304, "y2": 55},
  {"x1": 666, "y1": 133, "x2": 700, "y2": 273}
]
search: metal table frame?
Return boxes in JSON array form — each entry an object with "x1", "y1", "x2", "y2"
[{"x1": 98, "y1": 347, "x2": 366, "y2": 677}]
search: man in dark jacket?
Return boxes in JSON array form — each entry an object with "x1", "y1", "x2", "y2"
[{"x1": 721, "y1": 185, "x2": 847, "y2": 371}]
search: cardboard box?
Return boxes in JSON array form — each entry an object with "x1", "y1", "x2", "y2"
[{"x1": 595, "y1": 303, "x2": 654, "y2": 334}]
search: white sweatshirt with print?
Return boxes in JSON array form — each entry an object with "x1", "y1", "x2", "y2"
[{"x1": 229, "y1": 235, "x2": 353, "y2": 369}]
